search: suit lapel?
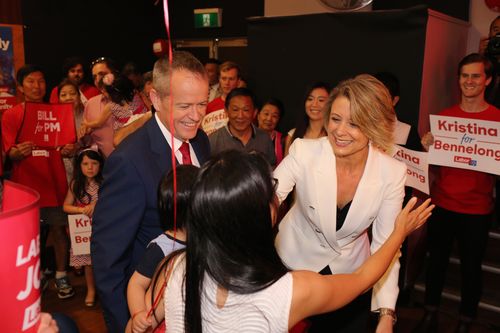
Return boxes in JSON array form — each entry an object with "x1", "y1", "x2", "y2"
[
  {"x1": 314, "y1": 139, "x2": 341, "y2": 253},
  {"x1": 190, "y1": 130, "x2": 210, "y2": 165},
  {"x1": 146, "y1": 118, "x2": 172, "y2": 171},
  {"x1": 336, "y1": 144, "x2": 381, "y2": 240}
]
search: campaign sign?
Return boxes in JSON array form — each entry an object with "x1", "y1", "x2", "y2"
[
  {"x1": 68, "y1": 214, "x2": 92, "y2": 255},
  {"x1": 429, "y1": 115, "x2": 500, "y2": 175},
  {"x1": 0, "y1": 181, "x2": 41, "y2": 332},
  {"x1": 201, "y1": 109, "x2": 228, "y2": 135},
  {"x1": 392, "y1": 145, "x2": 430, "y2": 194},
  {"x1": 0, "y1": 26, "x2": 17, "y2": 114},
  {"x1": 18, "y1": 102, "x2": 76, "y2": 148},
  {"x1": 0, "y1": 88, "x2": 17, "y2": 113}
]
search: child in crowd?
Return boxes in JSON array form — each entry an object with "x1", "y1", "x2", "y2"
[
  {"x1": 82, "y1": 72, "x2": 147, "y2": 133},
  {"x1": 57, "y1": 79, "x2": 85, "y2": 184},
  {"x1": 126, "y1": 165, "x2": 199, "y2": 333},
  {"x1": 63, "y1": 148, "x2": 104, "y2": 307}
]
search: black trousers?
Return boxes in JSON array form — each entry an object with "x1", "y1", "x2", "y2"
[
  {"x1": 308, "y1": 266, "x2": 371, "y2": 333},
  {"x1": 424, "y1": 206, "x2": 491, "y2": 318}
]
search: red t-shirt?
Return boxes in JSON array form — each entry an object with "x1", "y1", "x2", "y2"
[
  {"x1": 206, "y1": 97, "x2": 225, "y2": 115},
  {"x1": 1, "y1": 103, "x2": 68, "y2": 207},
  {"x1": 431, "y1": 104, "x2": 500, "y2": 215}
]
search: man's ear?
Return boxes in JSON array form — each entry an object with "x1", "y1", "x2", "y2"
[
  {"x1": 252, "y1": 108, "x2": 258, "y2": 119},
  {"x1": 17, "y1": 84, "x2": 25, "y2": 96},
  {"x1": 150, "y1": 88, "x2": 162, "y2": 111},
  {"x1": 486, "y1": 76, "x2": 492, "y2": 87}
]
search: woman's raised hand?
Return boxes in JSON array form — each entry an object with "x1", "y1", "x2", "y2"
[{"x1": 395, "y1": 197, "x2": 434, "y2": 237}]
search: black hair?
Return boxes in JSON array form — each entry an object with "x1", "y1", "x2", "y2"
[
  {"x1": 122, "y1": 62, "x2": 141, "y2": 77},
  {"x1": 224, "y1": 87, "x2": 257, "y2": 109},
  {"x1": 291, "y1": 81, "x2": 330, "y2": 143},
  {"x1": 184, "y1": 150, "x2": 288, "y2": 333},
  {"x1": 458, "y1": 53, "x2": 494, "y2": 79},
  {"x1": 16, "y1": 64, "x2": 44, "y2": 85},
  {"x1": 57, "y1": 79, "x2": 80, "y2": 97},
  {"x1": 102, "y1": 72, "x2": 135, "y2": 105},
  {"x1": 205, "y1": 58, "x2": 221, "y2": 65},
  {"x1": 91, "y1": 56, "x2": 117, "y2": 72},
  {"x1": 373, "y1": 72, "x2": 400, "y2": 99},
  {"x1": 258, "y1": 98, "x2": 285, "y2": 118},
  {"x1": 62, "y1": 57, "x2": 85, "y2": 76},
  {"x1": 71, "y1": 149, "x2": 104, "y2": 204},
  {"x1": 157, "y1": 165, "x2": 199, "y2": 232}
]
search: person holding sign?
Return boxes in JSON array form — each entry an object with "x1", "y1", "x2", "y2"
[
  {"x1": 63, "y1": 148, "x2": 104, "y2": 307},
  {"x1": 1, "y1": 65, "x2": 76, "y2": 300},
  {"x1": 274, "y1": 75, "x2": 407, "y2": 333},
  {"x1": 417, "y1": 53, "x2": 500, "y2": 333}
]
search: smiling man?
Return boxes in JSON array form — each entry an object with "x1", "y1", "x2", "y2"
[
  {"x1": 417, "y1": 53, "x2": 500, "y2": 333},
  {"x1": 49, "y1": 57, "x2": 100, "y2": 105},
  {"x1": 209, "y1": 87, "x2": 275, "y2": 166},
  {"x1": 91, "y1": 51, "x2": 210, "y2": 332}
]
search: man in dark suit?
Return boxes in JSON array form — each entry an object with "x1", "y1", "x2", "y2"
[{"x1": 91, "y1": 51, "x2": 210, "y2": 332}]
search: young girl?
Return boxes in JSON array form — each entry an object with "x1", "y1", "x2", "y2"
[
  {"x1": 63, "y1": 149, "x2": 104, "y2": 307},
  {"x1": 82, "y1": 72, "x2": 147, "y2": 132},
  {"x1": 58, "y1": 79, "x2": 86, "y2": 184}
]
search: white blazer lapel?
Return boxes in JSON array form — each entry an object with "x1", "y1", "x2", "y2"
[
  {"x1": 336, "y1": 145, "x2": 382, "y2": 243},
  {"x1": 314, "y1": 139, "x2": 341, "y2": 253}
]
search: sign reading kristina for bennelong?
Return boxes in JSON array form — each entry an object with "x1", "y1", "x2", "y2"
[{"x1": 428, "y1": 115, "x2": 500, "y2": 175}]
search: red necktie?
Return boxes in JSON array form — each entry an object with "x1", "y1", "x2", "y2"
[{"x1": 179, "y1": 142, "x2": 192, "y2": 165}]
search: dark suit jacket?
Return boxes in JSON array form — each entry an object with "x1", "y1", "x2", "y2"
[{"x1": 90, "y1": 118, "x2": 210, "y2": 332}]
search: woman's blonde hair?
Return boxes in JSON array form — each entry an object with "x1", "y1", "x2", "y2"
[{"x1": 324, "y1": 74, "x2": 395, "y2": 151}]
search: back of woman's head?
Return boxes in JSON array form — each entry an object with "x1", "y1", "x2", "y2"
[
  {"x1": 184, "y1": 150, "x2": 288, "y2": 333},
  {"x1": 157, "y1": 164, "x2": 199, "y2": 231}
]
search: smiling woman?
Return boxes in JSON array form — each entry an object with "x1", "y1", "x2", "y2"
[
  {"x1": 275, "y1": 74, "x2": 404, "y2": 333},
  {"x1": 284, "y1": 82, "x2": 330, "y2": 156}
]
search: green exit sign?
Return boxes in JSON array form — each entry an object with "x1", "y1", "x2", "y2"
[{"x1": 194, "y1": 8, "x2": 222, "y2": 28}]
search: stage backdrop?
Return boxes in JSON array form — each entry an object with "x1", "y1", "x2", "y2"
[{"x1": 248, "y1": 5, "x2": 468, "y2": 150}]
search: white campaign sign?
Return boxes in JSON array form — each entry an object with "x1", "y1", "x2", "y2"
[
  {"x1": 391, "y1": 145, "x2": 430, "y2": 194},
  {"x1": 67, "y1": 214, "x2": 92, "y2": 255},
  {"x1": 429, "y1": 115, "x2": 500, "y2": 175}
]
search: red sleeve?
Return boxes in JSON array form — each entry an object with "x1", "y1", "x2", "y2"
[
  {"x1": 49, "y1": 87, "x2": 59, "y2": 104},
  {"x1": 1, "y1": 104, "x2": 23, "y2": 154}
]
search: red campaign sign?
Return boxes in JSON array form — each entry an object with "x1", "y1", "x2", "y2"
[
  {"x1": 0, "y1": 95, "x2": 17, "y2": 114},
  {"x1": 18, "y1": 102, "x2": 76, "y2": 148},
  {"x1": 0, "y1": 180, "x2": 41, "y2": 332}
]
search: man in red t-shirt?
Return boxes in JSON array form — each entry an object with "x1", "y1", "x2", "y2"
[
  {"x1": 416, "y1": 53, "x2": 500, "y2": 333},
  {"x1": 2, "y1": 65, "x2": 75, "y2": 300},
  {"x1": 49, "y1": 57, "x2": 100, "y2": 106},
  {"x1": 201, "y1": 61, "x2": 241, "y2": 135}
]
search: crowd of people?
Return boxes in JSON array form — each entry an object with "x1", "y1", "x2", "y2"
[{"x1": 1, "y1": 16, "x2": 499, "y2": 333}]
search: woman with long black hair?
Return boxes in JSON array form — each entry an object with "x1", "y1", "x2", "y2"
[{"x1": 143, "y1": 150, "x2": 432, "y2": 333}]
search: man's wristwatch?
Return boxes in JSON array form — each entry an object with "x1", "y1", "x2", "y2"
[{"x1": 378, "y1": 308, "x2": 397, "y2": 325}]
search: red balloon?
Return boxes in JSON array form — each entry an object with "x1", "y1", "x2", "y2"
[{"x1": 485, "y1": 0, "x2": 500, "y2": 12}]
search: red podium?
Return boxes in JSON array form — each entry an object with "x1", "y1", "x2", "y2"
[{"x1": 0, "y1": 180, "x2": 41, "y2": 332}]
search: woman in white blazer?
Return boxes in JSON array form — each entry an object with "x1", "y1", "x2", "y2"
[{"x1": 275, "y1": 74, "x2": 406, "y2": 333}]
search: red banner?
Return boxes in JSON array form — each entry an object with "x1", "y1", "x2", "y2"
[
  {"x1": 0, "y1": 180, "x2": 41, "y2": 332},
  {"x1": 18, "y1": 102, "x2": 76, "y2": 148}
]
